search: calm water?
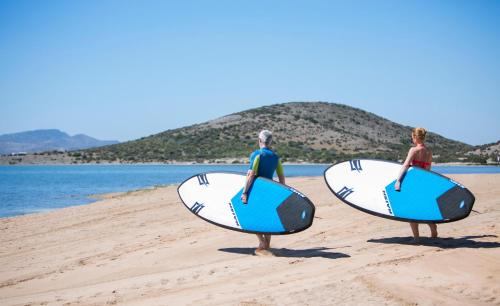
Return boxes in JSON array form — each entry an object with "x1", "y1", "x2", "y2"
[{"x1": 0, "y1": 164, "x2": 498, "y2": 218}]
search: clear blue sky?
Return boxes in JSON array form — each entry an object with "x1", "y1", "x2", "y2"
[{"x1": 1, "y1": 0, "x2": 499, "y2": 145}]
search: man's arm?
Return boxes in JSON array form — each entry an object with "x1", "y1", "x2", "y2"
[
  {"x1": 241, "y1": 155, "x2": 260, "y2": 203},
  {"x1": 276, "y1": 159, "x2": 285, "y2": 184}
]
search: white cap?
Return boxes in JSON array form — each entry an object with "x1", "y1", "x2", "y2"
[{"x1": 259, "y1": 130, "x2": 273, "y2": 146}]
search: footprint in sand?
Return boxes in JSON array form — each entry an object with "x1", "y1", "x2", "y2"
[{"x1": 78, "y1": 259, "x2": 88, "y2": 266}]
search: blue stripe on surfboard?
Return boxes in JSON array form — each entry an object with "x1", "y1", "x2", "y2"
[
  {"x1": 384, "y1": 168, "x2": 455, "y2": 221},
  {"x1": 231, "y1": 178, "x2": 292, "y2": 232}
]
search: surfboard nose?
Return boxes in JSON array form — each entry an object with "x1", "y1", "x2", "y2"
[{"x1": 276, "y1": 193, "x2": 315, "y2": 232}]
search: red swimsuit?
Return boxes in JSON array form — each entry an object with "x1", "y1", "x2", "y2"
[{"x1": 411, "y1": 159, "x2": 431, "y2": 169}]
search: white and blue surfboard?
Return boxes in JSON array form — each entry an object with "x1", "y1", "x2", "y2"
[
  {"x1": 177, "y1": 172, "x2": 315, "y2": 234},
  {"x1": 324, "y1": 159, "x2": 475, "y2": 223}
]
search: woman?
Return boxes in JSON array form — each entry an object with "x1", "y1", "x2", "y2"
[{"x1": 395, "y1": 127, "x2": 437, "y2": 243}]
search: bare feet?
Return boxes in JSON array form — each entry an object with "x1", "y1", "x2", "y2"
[
  {"x1": 255, "y1": 248, "x2": 275, "y2": 257},
  {"x1": 410, "y1": 222, "x2": 419, "y2": 241}
]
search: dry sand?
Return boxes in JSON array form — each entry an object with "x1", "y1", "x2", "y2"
[{"x1": 1, "y1": 174, "x2": 499, "y2": 306}]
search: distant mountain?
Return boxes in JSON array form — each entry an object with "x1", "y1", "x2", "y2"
[
  {"x1": 0, "y1": 129, "x2": 119, "y2": 155},
  {"x1": 81, "y1": 102, "x2": 473, "y2": 163}
]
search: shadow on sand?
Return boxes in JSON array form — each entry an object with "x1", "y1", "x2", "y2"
[
  {"x1": 218, "y1": 247, "x2": 350, "y2": 259},
  {"x1": 368, "y1": 235, "x2": 500, "y2": 249}
]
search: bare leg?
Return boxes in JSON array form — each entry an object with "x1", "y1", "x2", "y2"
[
  {"x1": 429, "y1": 223, "x2": 438, "y2": 238},
  {"x1": 410, "y1": 222, "x2": 420, "y2": 243},
  {"x1": 264, "y1": 235, "x2": 271, "y2": 249},
  {"x1": 254, "y1": 234, "x2": 274, "y2": 256},
  {"x1": 256, "y1": 234, "x2": 266, "y2": 250}
]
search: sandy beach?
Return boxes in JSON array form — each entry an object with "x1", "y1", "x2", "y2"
[{"x1": 1, "y1": 174, "x2": 499, "y2": 306}]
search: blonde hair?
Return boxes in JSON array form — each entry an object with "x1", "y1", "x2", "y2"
[{"x1": 412, "y1": 127, "x2": 427, "y2": 141}]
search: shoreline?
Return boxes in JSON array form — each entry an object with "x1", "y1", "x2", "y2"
[
  {"x1": 2, "y1": 172, "x2": 499, "y2": 221},
  {"x1": 1, "y1": 166, "x2": 499, "y2": 220}
]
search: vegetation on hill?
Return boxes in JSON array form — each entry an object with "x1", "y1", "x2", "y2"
[
  {"x1": 77, "y1": 102, "x2": 474, "y2": 164},
  {"x1": 465, "y1": 141, "x2": 500, "y2": 164}
]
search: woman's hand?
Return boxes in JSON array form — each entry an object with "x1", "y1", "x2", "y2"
[
  {"x1": 395, "y1": 180, "x2": 401, "y2": 192},
  {"x1": 241, "y1": 193, "x2": 248, "y2": 204}
]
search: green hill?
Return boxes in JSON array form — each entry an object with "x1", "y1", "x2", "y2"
[{"x1": 77, "y1": 102, "x2": 473, "y2": 163}]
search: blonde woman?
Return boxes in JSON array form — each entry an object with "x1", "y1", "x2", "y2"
[{"x1": 395, "y1": 127, "x2": 437, "y2": 243}]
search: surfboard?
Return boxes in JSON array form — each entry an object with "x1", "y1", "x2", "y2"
[
  {"x1": 177, "y1": 172, "x2": 315, "y2": 234},
  {"x1": 324, "y1": 159, "x2": 475, "y2": 223}
]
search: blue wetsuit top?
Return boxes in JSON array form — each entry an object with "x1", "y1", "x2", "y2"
[{"x1": 248, "y1": 147, "x2": 283, "y2": 180}]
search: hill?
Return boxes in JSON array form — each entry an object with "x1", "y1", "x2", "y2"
[
  {"x1": 466, "y1": 141, "x2": 500, "y2": 164},
  {"x1": 0, "y1": 129, "x2": 119, "y2": 155},
  {"x1": 79, "y1": 102, "x2": 473, "y2": 163}
]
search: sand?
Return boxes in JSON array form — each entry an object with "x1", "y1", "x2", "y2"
[{"x1": 1, "y1": 174, "x2": 499, "y2": 306}]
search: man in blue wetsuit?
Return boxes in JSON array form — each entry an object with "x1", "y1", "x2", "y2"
[{"x1": 241, "y1": 130, "x2": 285, "y2": 256}]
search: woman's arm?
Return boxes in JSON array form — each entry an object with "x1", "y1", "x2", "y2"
[{"x1": 395, "y1": 148, "x2": 416, "y2": 191}]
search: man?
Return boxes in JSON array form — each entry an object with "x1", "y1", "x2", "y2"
[{"x1": 241, "y1": 130, "x2": 285, "y2": 256}]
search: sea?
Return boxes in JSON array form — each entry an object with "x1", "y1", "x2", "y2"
[{"x1": 0, "y1": 164, "x2": 499, "y2": 218}]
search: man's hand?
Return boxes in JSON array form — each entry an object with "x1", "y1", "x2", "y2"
[
  {"x1": 241, "y1": 193, "x2": 248, "y2": 204},
  {"x1": 395, "y1": 180, "x2": 401, "y2": 192}
]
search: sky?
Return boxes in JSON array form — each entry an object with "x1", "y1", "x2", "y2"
[{"x1": 1, "y1": 0, "x2": 499, "y2": 145}]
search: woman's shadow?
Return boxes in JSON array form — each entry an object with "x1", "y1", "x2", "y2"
[
  {"x1": 218, "y1": 247, "x2": 350, "y2": 259},
  {"x1": 368, "y1": 235, "x2": 500, "y2": 249}
]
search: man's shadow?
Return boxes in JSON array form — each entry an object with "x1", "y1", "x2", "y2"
[
  {"x1": 218, "y1": 247, "x2": 350, "y2": 259},
  {"x1": 368, "y1": 235, "x2": 500, "y2": 249}
]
